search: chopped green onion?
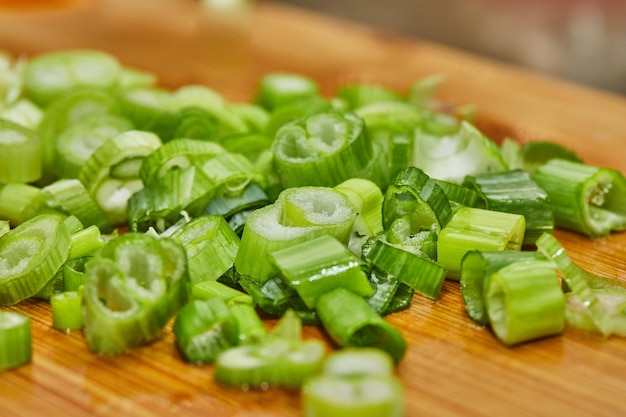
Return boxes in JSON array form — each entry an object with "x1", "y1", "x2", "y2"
[
  {"x1": 382, "y1": 166, "x2": 452, "y2": 232},
  {"x1": 192, "y1": 280, "x2": 253, "y2": 305},
  {"x1": 564, "y1": 289, "x2": 626, "y2": 336},
  {"x1": 235, "y1": 186, "x2": 357, "y2": 284},
  {"x1": 229, "y1": 303, "x2": 267, "y2": 344},
  {"x1": 316, "y1": 287, "x2": 406, "y2": 364},
  {"x1": 536, "y1": 233, "x2": 615, "y2": 336},
  {"x1": 503, "y1": 139, "x2": 582, "y2": 175},
  {"x1": 412, "y1": 120, "x2": 507, "y2": 183},
  {"x1": 0, "y1": 221, "x2": 9, "y2": 239},
  {"x1": 78, "y1": 130, "x2": 162, "y2": 226},
  {"x1": 0, "y1": 213, "x2": 71, "y2": 305},
  {"x1": 139, "y1": 138, "x2": 226, "y2": 185},
  {"x1": 41, "y1": 178, "x2": 112, "y2": 233},
  {"x1": 54, "y1": 113, "x2": 133, "y2": 179},
  {"x1": 362, "y1": 236, "x2": 446, "y2": 299},
  {"x1": 460, "y1": 250, "x2": 550, "y2": 325},
  {"x1": 485, "y1": 258, "x2": 565, "y2": 346},
  {"x1": 173, "y1": 298, "x2": 238, "y2": 364},
  {"x1": 437, "y1": 206, "x2": 525, "y2": 280},
  {"x1": 0, "y1": 311, "x2": 31, "y2": 370},
  {"x1": 255, "y1": 73, "x2": 319, "y2": 111},
  {"x1": 81, "y1": 233, "x2": 189, "y2": 355},
  {"x1": 408, "y1": 73, "x2": 445, "y2": 108},
  {"x1": 337, "y1": 84, "x2": 403, "y2": 110},
  {"x1": 264, "y1": 95, "x2": 334, "y2": 138},
  {"x1": 272, "y1": 111, "x2": 374, "y2": 188},
  {"x1": 532, "y1": 159, "x2": 626, "y2": 237},
  {"x1": 51, "y1": 289, "x2": 84, "y2": 332},
  {"x1": 170, "y1": 215, "x2": 240, "y2": 285},
  {"x1": 68, "y1": 225, "x2": 105, "y2": 259},
  {"x1": 269, "y1": 235, "x2": 374, "y2": 309},
  {"x1": 0, "y1": 183, "x2": 47, "y2": 227},
  {"x1": 62, "y1": 256, "x2": 89, "y2": 292},
  {"x1": 464, "y1": 169, "x2": 554, "y2": 245},
  {"x1": 22, "y1": 49, "x2": 122, "y2": 107},
  {"x1": 0, "y1": 119, "x2": 41, "y2": 183}
]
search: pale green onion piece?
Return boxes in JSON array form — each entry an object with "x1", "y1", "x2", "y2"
[
  {"x1": 51, "y1": 290, "x2": 84, "y2": 332},
  {"x1": 229, "y1": 303, "x2": 267, "y2": 344},
  {"x1": 0, "y1": 119, "x2": 41, "y2": 183},
  {"x1": 460, "y1": 250, "x2": 548, "y2": 325},
  {"x1": 0, "y1": 98, "x2": 43, "y2": 129},
  {"x1": 54, "y1": 113, "x2": 133, "y2": 179},
  {"x1": 255, "y1": 73, "x2": 319, "y2": 111},
  {"x1": 139, "y1": 138, "x2": 226, "y2": 185},
  {"x1": 335, "y1": 178, "x2": 384, "y2": 237},
  {"x1": 485, "y1": 259, "x2": 565, "y2": 346},
  {"x1": 192, "y1": 280, "x2": 253, "y2": 305},
  {"x1": 173, "y1": 298, "x2": 238, "y2": 364},
  {"x1": 536, "y1": 233, "x2": 614, "y2": 336},
  {"x1": 69, "y1": 225, "x2": 105, "y2": 259},
  {"x1": 22, "y1": 49, "x2": 122, "y2": 106},
  {"x1": 303, "y1": 374, "x2": 404, "y2": 417},
  {"x1": 41, "y1": 178, "x2": 112, "y2": 233},
  {"x1": 214, "y1": 337, "x2": 325, "y2": 389},
  {"x1": 0, "y1": 221, "x2": 9, "y2": 239},
  {"x1": 269, "y1": 235, "x2": 374, "y2": 309},
  {"x1": 272, "y1": 111, "x2": 374, "y2": 188},
  {"x1": 115, "y1": 66, "x2": 157, "y2": 89},
  {"x1": 532, "y1": 159, "x2": 626, "y2": 237},
  {"x1": 336, "y1": 84, "x2": 402, "y2": 110},
  {"x1": 412, "y1": 120, "x2": 507, "y2": 183},
  {"x1": 437, "y1": 206, "x2": 525, "y2": 280},
  {"x1": 235, "y1": 187, "x2": 357, "y2": 284},
  {"x1": 78, "y1": 130, "x2": 162, "y2": 226},
  {"x1": 0, "y1": 213, "x2": 71, "y2": 305},
  {"x1": 564, "y1": 289, "x2": 626, "y2": 336},
  {"x1": 0, "y1": 311, "x2": 32, "y2": 370},
  {"x1": 407, "y1": 73, "x2": 446, "y2": 108},
  {"x1": 0, "y1": 183, "x2": 47, "y2": 227},
  {"x1": 322, "y1": 347, "x2": 395, "y2": 378}
]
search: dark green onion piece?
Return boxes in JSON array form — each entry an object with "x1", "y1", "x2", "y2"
[
  {"x1": 0, "y1": 311, "x2": 32, "y2": 370},
  {"x1": 173, "y1": 298, "x2": 238, "y2": 364},
  {"x1": 362, "y1": 236, "x2": 446, "y2": 299},
  {"x1": 316, "y1": 287, "x2": 406, "y2": 364},
  {"x1": 269, "y1": 235, "x2": 374, "y2": 309},
  {"x1": 532, "y1": 159, "x2": 626, "y2": 237},
  {"x1": 383, "y1": 166, "x2": 452, "y2": 232},
  {"x1": 464, "y1": 169, "x2": 554, "y2": 245}
]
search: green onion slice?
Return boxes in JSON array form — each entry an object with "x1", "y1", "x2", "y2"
[
  {"x1": 272, "y1": 111, "x2": 373, "y2": 188},
  {"x1": 270, "y1": 235, "x2": 374, "y2": 309},
  {"x1": 0, "y1": 213, "x2": 71, "y2": 305},
  {"x1": 437, "y1": 206, "x2": 525, "y2": 280},
  {"x1": 0, "y1": 311, "x2": 32, "y2": 370},
  {"x1": 464, "y1": 169, "x2": 554, "y2": 245},
  {"x1": 173, "y1": 298, "x2": 238, "y2": 364},
  {"x1": 485, "y1": 258, "x2": 565, "y2": 346},
  {"x1": 412, "y1": 120, "x2": 507, "y2": 183},
  {"x1": 316, "y1": 287, "x2": 406, "y2": 364},
  {"x1": 0, "y1": 119, "x2": 41, "y2": 183},
  {"x1": 255, "y1": 73, "x2": 319, "y2": 111},
  {"x1": 0, "y1": 183, "x2": 47, "y2": 227},
  {"x1": 460, "y1": 250, "x2": 548, "y2": 325},
  {"x1": 78, "y1": 130, "x2": 162, "y2": 226},
  {"x1": 532, "y1": 159, "x2": 626, "y2": 237},
  {"x1": 51, "y1": 290, "x2": 84, "y2": 332}
]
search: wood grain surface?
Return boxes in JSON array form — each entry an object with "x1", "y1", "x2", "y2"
[{"x1": 1, "y1": 1, "x2": 626, "y2": 416}]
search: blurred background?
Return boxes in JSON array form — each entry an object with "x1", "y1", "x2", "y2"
[
  {"x1": 276, "y1": 0, "x2": 626, "y2": 95},
  {"x1": 1, "y1": 0, "x2": 625, "y2": 95}
]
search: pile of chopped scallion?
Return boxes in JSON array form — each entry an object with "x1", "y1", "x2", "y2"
[{"x1": 2, "y1": 48, "x2": 626, "y2": 416}]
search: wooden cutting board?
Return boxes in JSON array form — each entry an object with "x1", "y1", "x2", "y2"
[{"x1": 2, "y1": 1, "x2": 626, "y2": 416}]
